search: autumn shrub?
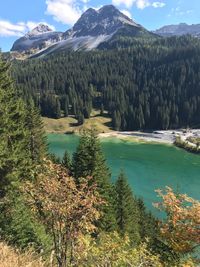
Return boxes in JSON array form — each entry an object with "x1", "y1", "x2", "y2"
[
  {"x1": 24, "y1": 160, "x2": 102, "y2": 267},
  {"x1": 75, "y1": 232, "x2": 163, "y2": 267},
  {"x1": 154, "y1": 186, "x2": 200, "y2": 267}
]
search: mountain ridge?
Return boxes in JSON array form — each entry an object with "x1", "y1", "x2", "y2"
[{"x1": 154, "y1": 23, "x2": 200, "y2": 37}]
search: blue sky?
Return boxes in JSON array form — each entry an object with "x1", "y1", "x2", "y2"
[{"x1": 0, "y1": 0, "x2": 200, "y2": 51}]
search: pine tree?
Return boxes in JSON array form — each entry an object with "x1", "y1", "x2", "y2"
[
  {"x1": 63, "y1": 95, "x2": 69, "y2": 117},
  {"x1": 77, "y1": 113, "x2": 84, "y2": 125},
  {"x1": 0, "y1": 55, "x2": 51, "y2": 251},
  {"x1": 72, "y1": 128, "x2": 117, "y2": 231},
  {"x1": 0, "y1": 192, "x2": 52, "y2": 251},
  {"x1": 54, "y1": 98, "x2": 61, "y2": 119},
  {"x1": 62, "y1": 150, "x2": 72, "y2": 172},
  {"x1": 112, "y1": 110, "x2": 121, "y2": 131},
  {"x1": 25, "y1": 99, "x2": 47, "y2": 166},
  {"x1": 115, "y1": 171, "x2": 140, "y2": 245},
  {"x1": 137, "y1": 198, "x2": 158, "y2": 244},
  {"x1": 0, "y1": 56, "x2": 31, "y2": 196}
]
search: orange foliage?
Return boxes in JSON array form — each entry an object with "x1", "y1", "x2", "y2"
[{"x1": 154, "y1": 187, "x2": 200, "y2": 254}]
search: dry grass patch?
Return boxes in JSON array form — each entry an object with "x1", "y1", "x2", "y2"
[
  {"x1": 43, "y1": 116, "x2": 77, "y2": 133},
  {"x1": 43, "y1": 111, "x2": 113, "y2": 134},
  {"x1": 0, "y1": 243, "x2": 46, "y2": 267}
]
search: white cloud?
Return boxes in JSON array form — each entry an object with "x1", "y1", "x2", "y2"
[
  {"x1": 136, "y1": 0, "x2": 150, "y2": 9},
  {"x1": 121, "y1": 9, "x2": 132, "y2": 18},
  {"x1": 0, "y1": 20, "x2": 55, "y2": 37},
  {"x1": 46, "y1": 0, "x2": 82, "y2": 25},
  {"x1": 152, "y1": 2, "x2": 165, "y2": 8},
  {"x1": 112, "y1": 0, "x2": 136, "y2": 8},
  {"x1": 0, "y1": 21, "x2": 25, "y2": 37},
  {"x1": 168, "y1": 6, "x2": 193, "y2": 17},
  {"x1": 112, "y1": 0, "x2": 150, "y2": 9},
  {"x1": 112, "y1": 0, "x2": 165, "y2": 9}
]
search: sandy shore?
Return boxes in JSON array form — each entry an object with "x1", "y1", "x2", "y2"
[{"x1": 99, "y1": 130, "x2": 200, "y2": 144}]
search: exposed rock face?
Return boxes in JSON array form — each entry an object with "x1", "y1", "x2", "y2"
[{"x1": 65, "y1": 5, "x2": 140, "y2": 38}]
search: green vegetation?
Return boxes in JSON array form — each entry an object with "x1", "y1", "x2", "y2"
[
  {"x1": 0, "y1": 55, "x2": 51, "y2": 251},
  {"x1": 12, "y1": 35, "x2": 200, "y2": 131},
  {"x1": 115, "y1": 171, "x2": 140, "y2": 243},
  {"x1": 1, "y1": 52, "x2": 200, "y2": 267},
  {"x1": 72, "y1": 128, "x2": 117, "y2": 231}
]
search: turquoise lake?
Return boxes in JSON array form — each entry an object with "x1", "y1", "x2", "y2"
[{"x1": 48, "y1": 133, "x2": 200, "y2": 215}]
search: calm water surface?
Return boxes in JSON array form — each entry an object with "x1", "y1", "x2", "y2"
[{"x1": 48, "y1": 134, "x2": 200, "y2": 214}]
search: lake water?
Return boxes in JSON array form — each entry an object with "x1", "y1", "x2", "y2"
[{"x1": 48, "y1": 133, "x2": 200, "y2": 215}]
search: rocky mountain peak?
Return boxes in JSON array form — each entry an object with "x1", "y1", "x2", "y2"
[
  {"x1": 25, "y1": 24, "x2": 53, "y2": 37},
  {"x1": 70, "y1": 4, "x2": 139, "y2": 37}
]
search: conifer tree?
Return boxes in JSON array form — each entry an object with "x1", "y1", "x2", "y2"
[
  {"x1": 54, "y1": 98, "x2": 61, "y2": 119},
  {"x1": 137, "y1": 198, "x2": 158, "y2": 244},
  {"x1": 115, "y1": 171, "x2": 140, "y2": 245},
  {"x1": 0, "y1": 192, "x2": 51, "y2": 251},
  {"x1": 0, "y1": 55, "x2": 30, "y2": 195},
  {"x1": 0, "y1": 55, "x2": 50, "y2": 251},
  {"x1": 62, "y1": 150, "x2": 72, "y2": 172},
  {"x1": 72, "y1": 128, "x2": 117, "y2": 231},
  {"x1": 25, "y1": 99, "x2": 47, "y2": 166}
]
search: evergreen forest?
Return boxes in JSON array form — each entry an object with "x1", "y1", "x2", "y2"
[{"x1": 11, "y1": 35, "x2": 200, "y2": 130}]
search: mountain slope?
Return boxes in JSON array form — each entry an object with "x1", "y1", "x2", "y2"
[{"x1": 155, "y1": 23, "x2": 200, "y2": 38}]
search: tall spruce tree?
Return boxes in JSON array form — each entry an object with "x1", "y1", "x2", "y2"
[
  {"x1": 25, "y1": 99, "x2": 47, "y2": 167},
  {"x1": 0, "y1": 55, "x2": 30, "y2": 195},
  {"x1": 137, "y1": 198, "x2": 159, "y2": 244},
  {"x1": 72, "y1": 128, "x2": 117, "y2": 231},
  {"x1": 115, "y1": 171, "x2": 140, "y2": 245},
  {"x1": 0, "y1": 55, "x2": 51, "y2": 251},
  {"x1": 62, "y1": 150, "x2": 72, "y2": 173}
]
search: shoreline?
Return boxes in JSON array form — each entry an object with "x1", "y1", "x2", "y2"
[
  {"x1": 98, "y1": 131, "x2": 175, "y2": 144},
  {"x1": 48, "y1": 129, "x2": 200, "y2": 145},
  {"x1": 43, "y1": 116, "x2": 200, "y2": 146},
  {"x1": 47, "y1": 130, "x2": 174, "y2": 145}
]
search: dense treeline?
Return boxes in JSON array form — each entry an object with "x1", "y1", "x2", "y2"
[
  {"x1": 1, "y1": 55, "x2": 199, "y2": 266},
  {"x1": 12, "y1": 35, "x2": 200, "y2": 130}
]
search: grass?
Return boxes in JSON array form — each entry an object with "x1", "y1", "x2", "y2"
[
  {"x1": 0, "y1": 242, "x2": 47, "y2": 267},
  {"x1": 43, "y1": 110, "x2": 113, "y2": 134}
]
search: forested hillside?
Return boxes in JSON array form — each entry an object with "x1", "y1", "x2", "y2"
[
  {"x1": 1, "y1": 55, "x2": 200, "y2": 266},
  {"x1": 12, "y1": 35, "x2": 200, "y2": 131}
]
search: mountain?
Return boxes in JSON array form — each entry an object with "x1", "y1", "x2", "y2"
[
  {"x1": 11, "y1": 5, "x2": 153, "y2": 58},
  {"x1": 11, "y1": 24, "x2": 62, "y2": 53},
  {"x1": 154, "y1": 23, "x2": 200, "y2": 38}
]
